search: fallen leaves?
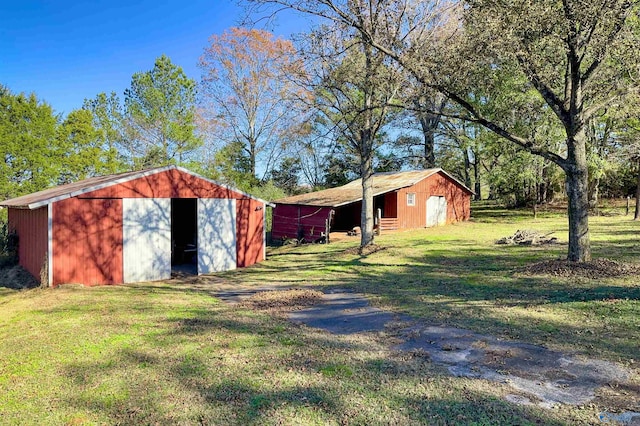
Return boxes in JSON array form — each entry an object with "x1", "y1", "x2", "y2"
[
  {"x1": 518, "y1": 259, "x2": 640, "y2": 279},
  {"x1": 241, "y1": 289, "x2": 324, "y2": 311}
]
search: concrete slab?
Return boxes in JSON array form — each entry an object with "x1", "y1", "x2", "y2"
[
  {"x1": 216, "y1": 287, "x2": 638, "y2": 421},
  {"x1": 289, "y1": 291, "x2": 412, "y2": 334},
  {"x1": 287, "y1": 291, "x2": 635, "y2": 414}
]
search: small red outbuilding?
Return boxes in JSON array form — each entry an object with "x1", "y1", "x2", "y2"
[
  {"x1": 272, "y1": 169, "x2": 473, "y2": 241},
  {"x1": 0, "y1": 166, "x2": 271, "y2": 286}
]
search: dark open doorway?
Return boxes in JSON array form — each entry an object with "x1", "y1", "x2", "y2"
[{"x1": 171, "y1": 198, "x2": 197, "y2": 275}]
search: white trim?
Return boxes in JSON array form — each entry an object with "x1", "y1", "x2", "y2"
[
  {"x1": 407, "y1": 193, "x2": 416, "y2": 206},
  {"x1": 47, "y1": 203, "x2": 53, "y2": 287},
  {"x1": 27, "y1": 166, "x2": 176, "y2": 209},
  {"x1": 25, "y1": 165, "x2": 275, "y2": 210}
]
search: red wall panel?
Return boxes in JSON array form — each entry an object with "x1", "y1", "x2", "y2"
[
  {"x1": 383, "y1": 192, "x2": 398, "y2": 218},
  {"x1": 52, "y1": 198, "x2": 123, "y2": 286},
  {"x1": 273, "y1": 173, "x2": 471, "y2": 238},
  {"x1": 81, "y1": 168, "x2": 266, "y2": 271},
  {"x1": 8, "y1": 207, "x2": 48, "y2": 282},
  {"x1": 8, "y1": 169, "x2": 268, "y2": 287},
  {"x1": 396, "y1": 172, "x2": 471, "y2": 228},
  {"x1": 236, "y1": 199, "x2": 265, "y2": 267},
  {"x1": 272, "y1": 205, "x2": 332, "y2": 241},
  {"x1": 81, "y1": 169, "x2": 245, "y2": 200}
]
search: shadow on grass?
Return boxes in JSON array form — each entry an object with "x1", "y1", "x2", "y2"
[
  {"x1": 57, "y1": 292, "x2": 570, "y2": 425},
  {"x1": 170, "y1": 235, "x2": 640, "y2": 362},
  {"x1": 32, "y1": 206, "x2": 636, "y2": 424}
]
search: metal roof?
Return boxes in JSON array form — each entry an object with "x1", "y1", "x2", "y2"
[
  {"x1": 0, "y1": 165, "x2": 274, "y2": 210},
  {"x1": 276, "y1": 168, "x2": 472, "y2": 207}
]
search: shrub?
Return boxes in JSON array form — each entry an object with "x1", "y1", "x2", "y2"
[{"x1": 0, "y1": 221, "x2": 18, "y2": 268}]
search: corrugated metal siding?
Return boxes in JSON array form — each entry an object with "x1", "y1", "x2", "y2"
[
  {"x1": 80, "y1": 169, "x2": 245, "y2": 200},
  {"x1": 75, "y1": 168, "x2": 267, "y2": 273},
  {"x1": 52, "y1": 198, "x2": 123, "y2": 286},
  {"x1": 7, "y1": 207, "x2": 48, "y2": 281},
  {"x1": 236, "y1": 199, "x2": 265, "y2": 267},
  {"x1": 383, "y1": 192, "x2": 397, "y2": 218},
  {"x1": 396, "y1": 171, "x2": 471, "y2": 228},
  {"x1": 122, "y1": 198, "x2": 171, "y2": 283},
  {"x1": 272, "y1": 205, "x2": 332, "y2": 241},
  {"x1": 197, "y1": 198, "x2": 237, "y2": 273},
  {"x1": 8, "y1": 168, "x2": 268, "y2": 287}
]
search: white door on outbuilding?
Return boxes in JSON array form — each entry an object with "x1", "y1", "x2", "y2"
[
  {"x1": 426, "y1": 196, "x2": 447, "y2": 227},
  {"x1": 123, "y1": 198, "x2": 172, "y2": 283},
  {"x1": 197, "y1": 198, "x2": 237, "y2": 274}
]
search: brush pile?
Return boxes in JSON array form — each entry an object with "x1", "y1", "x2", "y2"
[{"x1": 496, "y1": 230, "x2": 558, "y2": 246}]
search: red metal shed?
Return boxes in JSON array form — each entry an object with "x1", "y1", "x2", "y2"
[
  {"x1": 0, "y1": 166, "x2": 271, "y2": 286},
  {"x1": 272, "y1": 169, "x2": 473, "y2": 241}
]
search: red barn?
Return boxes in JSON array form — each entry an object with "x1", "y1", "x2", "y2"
[
  {"x1": 0, "y1": 166, "x2": 271, "y2": 286},
  {"x1": 272, "y1": 169, "x2": 472, "y2": 241}
]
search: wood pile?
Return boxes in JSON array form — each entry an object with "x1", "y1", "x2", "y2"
[{"x1": 496, "y1": 230, "x2": 558, "y2": 246}]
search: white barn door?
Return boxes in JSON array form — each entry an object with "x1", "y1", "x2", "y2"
[
  {"x1": 123, "y1": 198, "x2": 171, "y2": 283},
  {"x1": 197, "y1": 199, "x2": 237, "y2": 274},
  {"x1": 426, "y1": 196, "x2": 447, "y2": 227}
]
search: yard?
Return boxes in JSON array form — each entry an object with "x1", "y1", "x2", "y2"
[{"x1": 1, "y1": 203, "x2": 638, "y2": 425}]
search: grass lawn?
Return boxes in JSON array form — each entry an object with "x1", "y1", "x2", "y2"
[{"x1": 0, "y1": 203, "x2": 638, "y2": 425}]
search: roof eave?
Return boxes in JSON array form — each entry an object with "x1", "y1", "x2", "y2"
[
  {"x1": 2, "y1": 165, "x2": 275, "y2": 210},
  {"x1": 24, "y1": 166, "x2": 177, "y2": 210},
  {"x1": 276, "y1": 188, "x2": 401, "y2": 208},
  {"x1": 173, "y1": 166, "x2": 275, "y2": 207}
]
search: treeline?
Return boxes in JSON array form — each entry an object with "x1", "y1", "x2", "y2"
[
  {"x1": 3, "y1": 57, "x2": 638, "y2": 208},
  {"x1": 2, "y1": 0, "x2": 640, "y2": 259},
  {"x1": 0, "y1": 86, "x2": 117, "y2": 201},
  {"x1": 3, "y1": 32, "x2": 638, "y2": 209}
]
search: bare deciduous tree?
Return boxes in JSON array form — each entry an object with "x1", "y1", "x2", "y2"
[
  {"x1": 199, "y1": 27, "x2": 309, "y2": 181},
  {"x1": 300, "y1": 21, "x2": 404, "y2": 249},
  {"x1": 246, "y1": 0, "x2": 640, "y2": 262}
]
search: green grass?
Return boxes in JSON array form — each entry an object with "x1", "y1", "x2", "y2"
[{"x1": 0, "y1": 203, "x2": 638, "y2": 425}]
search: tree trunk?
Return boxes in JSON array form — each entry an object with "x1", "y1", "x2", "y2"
[
  {"x1": 360, "y1": 146, "x2": 375, "y2": 248},
  {"x1": 416, "y1": 97, "x2": 443, "y2": 169},
  {"x1": 463, "y1": 148, "x2": 471, "y2": 189},
  {"x1": 592, "y1": 177, "x2": 600, "y2": 215},
  {"x1": 565, "y1": 134, "x2": 591, "y2": 262},
  {"x1": 421, "y1": 120, "x2": 436, "y2": 168},
  {"x1": 250, "y1": 151, "x2": 256, "y2": 179},
  {"x1": 473, "y1": 156, "x2": 481, "y2": 200},
  {"x1": 539, "y1": 182, "x2": 547, "y2": 204},
  {"x1": 634, "y1": 159, "x2": 640, "y2": 220}
]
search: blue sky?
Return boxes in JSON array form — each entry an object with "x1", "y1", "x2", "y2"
[{"x1": 0, "y1": 0, "x2": 309, "y2": 116}]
